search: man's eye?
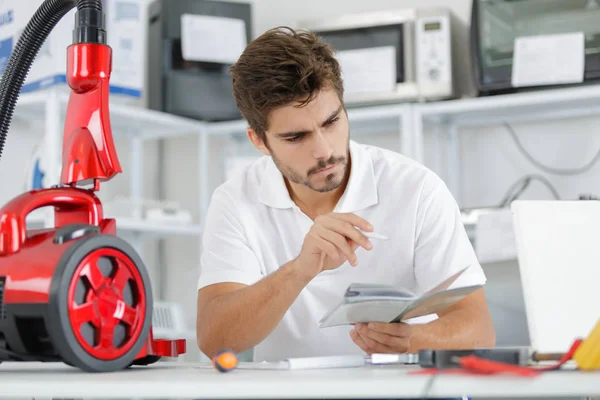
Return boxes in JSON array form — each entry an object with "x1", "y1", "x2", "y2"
[
  {"x1": 286, "y1": 136, "x2": 302, "y2": 142},
  {"x1": 325, "y1": 117, "x2": 340, "y2": 126}
]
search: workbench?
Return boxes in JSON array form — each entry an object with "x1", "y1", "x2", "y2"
[{"x1": 0, "y1": 361, "x2": 599, "y2": 399}]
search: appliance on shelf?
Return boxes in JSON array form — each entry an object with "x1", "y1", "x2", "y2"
[
  {"x1": 471, "y1": 0, "x2": 600, "y2": 96},
  {"x1": 152, "y1": 302, "x2": 196, "y2": 341},
  {"x1": 461, "y1": 207, "x2": 517, "y2": 264},
  {"x1": 146, "y1": 0, "x2": 252, "y2": 121},
  {"x1": 298, "y1": 7, "x2": 462, "y2": 106}
]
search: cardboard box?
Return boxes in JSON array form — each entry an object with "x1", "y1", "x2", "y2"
[
  {"x1": 0, "y1": 0, "x2": 148, "y2": 101},
  {"x1": 0, "y1": 2, "x2": 74, "y2": 93},
  {"x1": 105, "y1": 0, "x2": 149, "y2": 101}
]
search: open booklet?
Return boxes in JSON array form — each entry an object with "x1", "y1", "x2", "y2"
[{"x1": 319, "y1": 266, "x2": 481, "y2": 328}]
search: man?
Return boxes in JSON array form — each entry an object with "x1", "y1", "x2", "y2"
[{"x1": 196, "y1": 26, "x2": 495, "y2": 362}]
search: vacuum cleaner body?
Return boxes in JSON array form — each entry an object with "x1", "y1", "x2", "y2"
[
  {"x1": 0, "y1": 187, "x2": 185, "y2": 372},
  {"x1": 0, "y1": 0, "x2": 186, "y2": 372}
]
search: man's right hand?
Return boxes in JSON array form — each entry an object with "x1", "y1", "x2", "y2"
[{"x1": 294, "y1": 212, "x2": 375, "y2": 277}]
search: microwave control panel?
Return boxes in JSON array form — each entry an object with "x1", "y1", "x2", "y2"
[{"x1": 415, "y1": 13, "x2": 453, "y2": 98}]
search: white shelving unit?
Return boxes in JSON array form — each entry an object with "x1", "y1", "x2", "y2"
[
  {"x1": 413, "y1": 84, "x2": 600, "y2": 204},
  {"x1": 413, "y1": 84, "x2": 600, "y2": 261},
  {"x1": 13, "y1": 88, "x2": 206, "y2": 255},
  {"x1": 11, "y1": 84, "x2": 600, "y2": 268}
]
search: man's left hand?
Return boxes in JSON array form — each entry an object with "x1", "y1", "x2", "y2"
[{"x1": 350, "y1": 322, "x2": 412, "y2": 354}]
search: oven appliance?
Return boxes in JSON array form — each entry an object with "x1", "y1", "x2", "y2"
[{"x1": 471, "y1": 0, "x2": 600, "y2": 96}]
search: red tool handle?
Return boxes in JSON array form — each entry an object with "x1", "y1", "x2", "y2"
[{"x1": 456, "y1": 355, "x2": 541, "y2": 377}]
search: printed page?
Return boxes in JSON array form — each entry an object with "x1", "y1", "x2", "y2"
[
  {"x1": 335, "y1": 46, "x2": 397, "y2": 95},
  {"x1": 180, "y1": 14, "x2": 247, "y2": 64},
  {"x1": 512, "y1": 32, "x2": 584, "y2": 87},
  {"x1": 397, "y1": 285, "x2": 481, "y2": 321}
]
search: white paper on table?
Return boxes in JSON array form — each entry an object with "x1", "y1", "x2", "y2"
[
  {"x1": 335, "y1": 46, "x2": 397, "y2": 95},
  {"x1": 511, "y1": 32, "x2": 584, "y2": 87},
  {"x1": 475, "y1": 208, "x2": 517, "y2": 263},
  {"x1": 180, "y1": 14, "x2": 247, "y2": 64}
]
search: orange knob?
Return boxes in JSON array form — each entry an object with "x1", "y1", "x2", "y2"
[{"x1": 212, "y1": 349, "x2": 239, "y2": 372}]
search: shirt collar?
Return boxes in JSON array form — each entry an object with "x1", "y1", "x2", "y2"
[{"x1": 259, "y1": 140, "x2": 378, "y2": 212}]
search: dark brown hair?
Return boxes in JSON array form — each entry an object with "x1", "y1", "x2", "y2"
[{"x1": 229, "y1": 26, "x2": 344, "y2": 142}]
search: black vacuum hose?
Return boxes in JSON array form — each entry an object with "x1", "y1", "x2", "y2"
[{"x1": 0, "y1": 0, "x2": 104, "y2": 162}]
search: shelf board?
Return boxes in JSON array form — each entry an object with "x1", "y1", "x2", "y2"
[
  {"x1": 14, "y1": 89, "x2": 206, "y2": 140},
  {"x1": 416, "y1": 84, "x2": 600, "y2": 126},
  {"x1": 115, "y1": 218, "x2": 203, "y2": 237},
  {"x1": 16, "y1": 83, "x2": 600, "y2": 138}
]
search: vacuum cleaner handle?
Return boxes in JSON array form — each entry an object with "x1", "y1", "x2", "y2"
[{"x1": 0, "y1": 187, "x2": 103, "y2": 254}]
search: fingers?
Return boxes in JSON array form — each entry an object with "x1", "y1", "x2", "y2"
[
  {"x1": 312, "y1": 234, "x2": 339, "y2": 261},
  {"x1": 366, "y1": 322, "x2": 412, "y2": 337},
  {"x1": 316, "y1": 215, "x2": 373, "y2": 252},
  {"x1": 349, "y1": 329, "x2": 370, "y2": 353},
  {"x1": 334, "y1": 213, "x2": 374, "y2": 232},
  {"x1": 353, "y1": 323, "x2": 411, "y2": 354},
  {"x1": 356, "y1": 329, "x2": 398, "y2": 354},
  {"x1": 316, "y1": 225, "x2": 358, "y2": 265},
  {"x1": 364, "y1": 329, "x2": 409, "y2": 351},
  {"x1": 308, "y1": 213, "x2": 375, "y2": 267}
]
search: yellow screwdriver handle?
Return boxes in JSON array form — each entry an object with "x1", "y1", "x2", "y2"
[{"x1": 573, "y1": 319, "x2": 600, "y2": 371}]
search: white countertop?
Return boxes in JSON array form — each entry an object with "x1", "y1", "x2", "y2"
[{"x1": 0, "y1": 361, "x2": 599, "y2": 399}]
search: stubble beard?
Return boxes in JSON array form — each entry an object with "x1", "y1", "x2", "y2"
[{"x1": 271, "y1": 144, "x2": 349, "y2": 193}]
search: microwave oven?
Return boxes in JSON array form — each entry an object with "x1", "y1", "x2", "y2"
[
  {"x1": 471, "y1": 0, "x2": 600, "y2": 96},
  {"x1": 298, "y1": 8, "x2": 459, "y2": 105}
]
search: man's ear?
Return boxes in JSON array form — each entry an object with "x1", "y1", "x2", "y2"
[{"x1": 247, "y1": 128, "x2": 271, "y2": 156}]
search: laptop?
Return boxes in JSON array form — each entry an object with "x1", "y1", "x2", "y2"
[{"x1": 511, "y1": 200, "x2": 600, "y2": 354}]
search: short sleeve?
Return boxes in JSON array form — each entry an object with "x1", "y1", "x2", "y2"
[
  {"x1": 413, "y1": 176, "x2": 486, "y2": 294},
  {"x1": 197, "y1": 189, "x2": 264, "y2": 291}
]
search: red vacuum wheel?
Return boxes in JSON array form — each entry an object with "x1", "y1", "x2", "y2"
[{"x1": 47, "y1": 234, "x2": 153, "y2": 372}]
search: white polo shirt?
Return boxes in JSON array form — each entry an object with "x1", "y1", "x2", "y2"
[{"x1": 198, "y1": 140, "x2": 486, "y2": 362}]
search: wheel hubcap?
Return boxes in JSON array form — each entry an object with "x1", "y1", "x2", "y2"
[{"x1": 67, "y1": 247, "x2": 146, "y2": 360}]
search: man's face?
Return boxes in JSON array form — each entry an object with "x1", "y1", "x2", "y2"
[{"x1": 253, "y1": 88, "x2": 350, "y2": 193}]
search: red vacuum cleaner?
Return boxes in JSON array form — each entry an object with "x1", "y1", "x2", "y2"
[{"x1": 0, "y1": 0, "x2": 186, "y2": 372}]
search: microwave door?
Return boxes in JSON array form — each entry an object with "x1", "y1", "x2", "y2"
[
  {"x1": 473, "y1": 0, "x2": 600, "y2": 94},
  {"x1": 310, "y1": 23, "x2": 419, "y2": 105}
]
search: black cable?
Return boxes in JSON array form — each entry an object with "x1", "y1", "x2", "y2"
[
  {"x1": 497, "y1": 176, "x2": 532, "y2": 207},
  {"x1": 504, "y1": 122, "x2": 600, "y2": 176},
  {"x1": 499, "y1": 174, "x2": 561, "y2": 208},
  {"x1": 462, "y1": 174, "x2": 562, "y2": 217}
]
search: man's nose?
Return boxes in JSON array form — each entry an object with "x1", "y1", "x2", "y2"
[{"x1": 311, "y1": 130, "x2": 333, "y2": 160}]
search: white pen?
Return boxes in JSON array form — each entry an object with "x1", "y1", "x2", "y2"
[{"x1": 361, "y1": 231, "x2": 389, "y2": 240}]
